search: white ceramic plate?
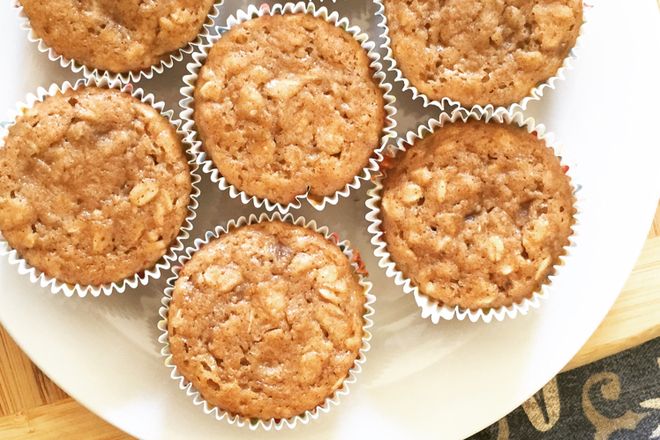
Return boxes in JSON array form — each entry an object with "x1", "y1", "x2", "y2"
[{"x1": 1, "y1": 1, "x2": 659, "y2": 439}]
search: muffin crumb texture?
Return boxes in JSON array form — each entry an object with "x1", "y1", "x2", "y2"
[
  {"x1": 168, "y1": 221, "x2": 365, "y2": 420},
  {"x1": 0, "y1": 87, "x2": 191, "y2": 286},
  {"x1": 194, "y1": 14, "x2": 385, "y2": 204},
  {"x1": 381, "y1": 121, "x2": 575, "y2": 309},
  {"x1": 384, "y1": 0, "x2": 583, "y2": 106},
  {"x1": 20, "y1": 0, "x2": 216, "y2": 73}
]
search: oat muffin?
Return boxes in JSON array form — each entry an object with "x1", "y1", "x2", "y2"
[
  {"x1": 19, "y1": 0, "x2": 216, "y2": 73},
  {"x1": 381, "y1": 120, "x2": 575, "y2": 309},
  {"x1": 0, "y1": 86, "x2": 191, "y2": 286},
  {"x1": 194, "y1": 14, "x2": 385, "y2": 205},
  {"x1": 384, "y1": 0, "x2": 583, "y2": 106},
  {"x1": 168, "y1": 221, "x2": 365, "y2": 419}
]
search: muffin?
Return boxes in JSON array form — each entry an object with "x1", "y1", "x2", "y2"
[
  {"x1": 0, "y1": 86, "x2": 192, "y2": 286},
  {"x1": 167, "y1": 221, "x2": 366, "y2": 420},
  {"x1": 194, "y1": 13, "x2": 385, "y2": 205},
  {"x1": 19, "y1": 0, "x2": 216, "y2": 73},
  {"x1": 383, "y1": 0, "x2": 583, "y2": 106},
  {"x1": 380, "y1": 120, "x2": 575, "y2": 310}
]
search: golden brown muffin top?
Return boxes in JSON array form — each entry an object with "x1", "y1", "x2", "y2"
[
  {"x1": 20, "y1": 0, "x2": 216, "y2": 73},
  {"x1": 0, "y1": 86, "x2": 191, "y2": 286},
  {"x1": 384, "y1": 0, "x2": 582, "y2": 106},
  {"x1": 194, "y1": 13, "x2": 385, "y2": 205},
  {"x1": 168, "y1": 221, "x2": 366, "y2": 420},
  {"x1": 381, "y1": 120, "x2": 575, "y2": 309}
]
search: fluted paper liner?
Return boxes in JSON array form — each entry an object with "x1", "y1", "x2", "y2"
[
  {"x1": 366, "y1": 107, "x2": 583, "y2": 323},
  {"x1": 373, "y1": 0, "x2": 588, "y2": 113},
  {"x1": 13, "y1": 0, "x2": 222, "y2": 83},
  {"x1": 0, "y1": 76, "x2": 201, "y2": 297},
  {"x1": 157, "y1": 212, "x2": 375, "y2": 430},
  {"x1": 180, "y1": 1, "x2": 397, "y2": 214}
]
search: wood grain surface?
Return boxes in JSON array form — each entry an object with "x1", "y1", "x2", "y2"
[{"x1": 1, "y1": 201, "x2": 659, "y2": 438}]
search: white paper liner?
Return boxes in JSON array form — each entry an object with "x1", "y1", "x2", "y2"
[
  {"x1": 13, "y1": 0, "x2": 222, "y2": 83},
  {"x1": 180, "y1": 1, "x2": 398, "y2": 214},
  {"x1": 365, "y1": 106, "x2": 583, "y2": 323},
  {"x1": 374, "y1": 0, "x2": 588, "y2": 113},
  {"x1": 0, "y1": 76, "x2": 201, "y2": 298},
  {"x1": 157, "y1": 212, "x2": 375, "y2": 430}
]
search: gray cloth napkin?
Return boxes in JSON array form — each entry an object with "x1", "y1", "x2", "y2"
[{"x1": 470, "y1": 337, "x2": 660, "y2": 439}]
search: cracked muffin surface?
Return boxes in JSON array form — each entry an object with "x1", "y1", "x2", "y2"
[
  {"x1": 0, "y1": 86, "x2": 191, "y2": 286},
  {"x1": 168, "y1": 221, "x2": 365, "y2": 420},
  {"x1": 381, "y1": 120, "x2": 575, "y2": 309},
  {"x1": 194, "y1": 13, "x2": 385, "y2": 204},
  {"x1": 20, "y1": 0, "x2": 216, "y2": 73},
  {"x1": 384, "y1": 0, "x2": 582, "y2": 106}
]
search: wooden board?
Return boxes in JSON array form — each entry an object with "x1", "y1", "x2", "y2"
[
  {"x1": 0, "y1": 399, "x2": 128, "y2": 440},
  {"x1": 1, "y1": 201, "x2": 659, "y2": 438}
]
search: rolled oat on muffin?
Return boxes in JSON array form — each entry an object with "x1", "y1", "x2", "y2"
[
  {"x1": 0, "y1": 86, "x2": 191, "y2": 286},
  {"x1": 383, "y1": 0, "x2": 583, "y2": 107},
  {"x1": 19, "y1": 0, "x2": 217, "y2": 73},
  {"x1": 167, "y1": 220, "x2": 366, "y2": 420},
  {"x1": 380, "y1": 119, "x2": 575, "y2": 310},
  {"x1": 193, "y1": 13, "x2": 385, "y2": 205}
]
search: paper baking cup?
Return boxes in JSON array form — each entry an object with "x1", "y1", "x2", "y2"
[
  {"x1": 0, "y1": 76, "x2": 201, "y2": 298},
  {"x1": 180, "y1": 1, "x2": 397, "y2": 214},
  {"x1": 374, "y1": 0, "x2": 587, "y2": 113},
  {"x1": 366, "y1": 107, "x2": 583, "y2": 323},
  {"x1": 13, "y1": 0, "x2": 222, "y2": 83},
  {"x1": 158, "y1": 212, "x2": 375, "y2": 430}
]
